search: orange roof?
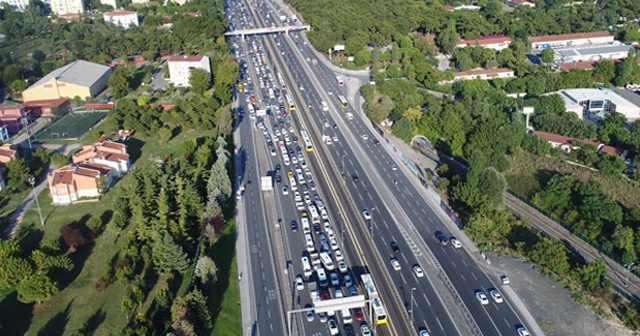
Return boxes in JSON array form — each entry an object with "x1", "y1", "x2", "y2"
[
  {"x1": 463, "y1": 35, "x2": 511, "y2": 46},
  {"x1": 558, "y1": 62, "x2": 597, "y2": 71},
  {"x1": 102, "y1": 141, "x2": 126, "y2": 150},
  {"x1": 529, "y1": 31, "x2": 611, "y2": 43},
  {"x1": 104, "y1": 10, "x2": 137, "y2": 17},
  {"x1": 23, "y1": 99, "x2": 69, "y2": 108},
  {"x1": 51, "y1": 167, "x2": 75, "y2": 185},
  {"x1": 168, "y1": 55, "x2": 204, "y2": 62}
]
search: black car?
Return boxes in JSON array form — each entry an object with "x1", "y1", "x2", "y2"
[
  {"x1": 373, "y1": 139, "x2": 381, "y2": 146},
  {"x1": 333, "y1": 124, "x2": 338, "y2": 129},
  {"x1": 275, "y1": 164, "x2": 281, "y2": 171},
  {"x1": 275, "y1": 175, "x2": 282, "y2": 183},
  {"x1": 390, "y1": 241, "x2": 400, "y2": 254},
  {"x1": 291, "y1": 220, "x2": 298, "y2": 232},
  {"x1": 435, "y1": 231, "x2": 449, "y2": 246},
  {"x1": 313, "y1": 223, "x2": 321, "y2": 233},
  {"x1": 344, "y1": 324, "x2": 355, "y2": 336},
  {"x1": 352, "y1": 174, "x2": 359, "y2": 182}
]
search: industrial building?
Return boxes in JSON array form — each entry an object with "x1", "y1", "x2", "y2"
[
  {"x1": 553, "y1": 44, "x2": 634, "y2": 63},
  {"x1": 456, "y1": 35, "x2": 512, "y2": 51},
  {"x1": 529, "y1": 31, "x2": 614, "y2": 50},
  {"x1": 548, "y1": 88, "x2": 640, "y2": 123}
]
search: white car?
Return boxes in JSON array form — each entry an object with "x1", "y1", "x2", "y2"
[
  {"x1": 328, "y1": 319, "x2": 339, "y2": 335},
  {"x1": 489, "y1": 289, "x2": 503, "y2": 303},
  {"x1": 282, "y1": 185, "x2": 289, "y2": 195},
  {"x1": 517, "y1": 327, "x2": 531, "y2": 336},
  {"x1": 390, "y1": 258, "x2": 401, "y2": 271},
  {"x1": 270, "y1": 148, "x2": 276, "y2": 156},
  {"x1": 413, "y1": 265, "x2": 425, "y2": 278},
  {"x1": 332, "y1": 135, "x2": 339, "y2": 142},
  {"x1": 305, "y1": 306, "x2": 314, "y2": 322},
  {"x1": 476, "y1": 291, "x2": 489, "y2": 305},
  {"x1": 362, "y1": 134, "x2": 368, "y2": 140},
  {"x1": 330, "y1": 237, "x2": 339, "y2": 250},
  {"x1": 337, "y1": 260, "x2": 348, "y2": 274},
  {"x1": 334, "y1": 288, "x2": 343, "y2": 298},
  {"x1": 361, "y1": 324, "x2": 372, "y2": 336},
  {"x1": 334, "y1": 249, "x2": 344, "y2": 261},
  {"x1": 323, "y1": 220, "x2": 332, "y2": 232},
  {"x1": 295, "y1": 275, "x2": 304, "y2": 291},
  {"x1": 451, "y1": 237, "x2": 462, "y2": 248},
  {"x1": 362, "y1": 209, "x2": 372, "y2": 221}
]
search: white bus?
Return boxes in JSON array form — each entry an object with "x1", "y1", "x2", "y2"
[
  {"x1": 285, "y1": 94, "x2": 296, "y2": 111},
  {"x1": 338, "y1": 95, "x2": 348, "y2": 109},
  {"x1": 361, "y1": 273, "x2": 388, "y2": 325},
  {"x1": 336, "y1": 76, "x2": 344, "y2": 87},
  {"x1": 277, "y1": 73, "x2": 286, "y2": 90},
  {"x1": 300, "y1": 130, "x2": 313, "y2": 152}
]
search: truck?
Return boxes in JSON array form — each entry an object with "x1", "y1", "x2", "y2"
[
  {"x1": 308, "y1": 282, "x2": 319, "y2": 302},
  {"x1": 345, "y1": 112, "x2": 354, "y2": 121},
  {"x1": 279, "y1": 15, "x2": 287, "y2": 22}
]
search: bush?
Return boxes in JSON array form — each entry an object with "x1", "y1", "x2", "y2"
[{"x1": 60, "y1": 224, "x2": 91, "y2": 249}]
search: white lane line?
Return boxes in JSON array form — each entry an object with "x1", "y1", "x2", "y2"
[
  {"x1": 504, "y1": 317, "x2": 510, "y2": 327},
  {"x1": 423, "y1": 293, "x2": 431, "y2": 307},
  {"x1": 450, "y1": 260, "x2": 456, "y2": 268},
  {"x1": 399, "y1": 272, "x2": 407, "y2": 285},
  {"x1": 428, "y1": 217, "x2": 434, "y2": 224},
  {"x1": 471, "y1": 272, "x2": 478, "y2": 281},
  {"x1": 261, "y1": 261, "x2": 264, "y2": 269},
  {"x1": 383, "y1": 220, "x2": 389, "y2": 229},
  {"x1": 262, "y1": 272, "x2": 265, "y2": 280},
  {"x1": 401, "y1": 253, "x2": 409, "y2": 264},
  {"x1": 460, "y1": 273, "x2": 466, "y2": 282},
  {"x1": 437, "y1": 317, "x2": 444, "y2": 331}
]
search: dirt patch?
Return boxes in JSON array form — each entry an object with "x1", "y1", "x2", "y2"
[
  {"x1": 488, "y1": 254, "x2": 634, "y2": 336},
  {"x1": 504, "y1": 151, "x2": 640, "y2": 209}
]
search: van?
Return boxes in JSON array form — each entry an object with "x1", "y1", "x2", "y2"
[
  {"x1": 305, "y1": 234, "x2": 314, "y2": 252},
  {"x1": 308, "y1": 204, "x2": 320, "y2": 221},
  {"x1": 301, "y1": 217, "x2": 311, "y2": 234},
  {"x1": 320, "y1": 251, "x2": 335, "y2": 271},
  {"x1": 321, "y1": 101, "x2": 329, "y2": 112},
  {"x1": 317, "y1": 267, "x2": 328, "y2": 288},
  {"x1": 310, "y1": 250, "x2": 321, "y2": 267},
  {"x1": 341, "y1": 308, "x2": 352, "y2": 324},
  {"x1": 301, "y1": 256, "x2": 312, "y2": 277}
]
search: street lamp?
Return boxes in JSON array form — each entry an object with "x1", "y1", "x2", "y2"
[
  {"x1": 28, "y1": 176, "x2": 44, "y2": 227},
  {"x1": 340, "y1": 153, "x2": 346, "y2": 177},
  {"x1": 369, "y1": 206, "x2": 376, "y2": 238},
  {"x1": 410, "y1": 287, "x2": 417, "y2": 322}
]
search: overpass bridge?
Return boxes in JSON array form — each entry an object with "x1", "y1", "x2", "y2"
[{"x1": 225, "y1": 25, "x2": 310, "y2": 40}]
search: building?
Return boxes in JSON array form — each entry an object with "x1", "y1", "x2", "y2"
[
  {"x1": 533, "y1": 131, "x2": 626, "y2": 157},
  {"x1": 99, "y1": 0, "x2": 116, "y2": 8},
  {"x1": 0, "y1": 104, "x2": 28, "y2": 134},
  {"x1": 456, "y1": 35, "x2": 512, "y2": 51},
  {"x1": 529, "y1": 31, "x2": 614, "y2": 50},
  {"x1": 47, "y1": 164, "x2": 113, "y2": 204},
  {"x1": 23, "y1": 99, "x2": 71, "y2": 118},
  {"x1": 440, "y1": 68, "x2": 515, "y2": 84},
  {"x1": 103, "y1": 10, "x2": 139, "y2": 29},
  {"x1": 49, "y1": 0, "x2": 84, "y2": 15},
  {"x1": 0, "y1": 126, "x2": 9, "y2": 142},
  {"x1": 553, "y1": 44, "x2": 634, "y2": 63},
  {"x1": 72, "y1": 141, "x2": 130, "y2": 176},
  {"x1": 22, "y1": 60, "x2": 112, "y2": 102},
  {"x1": 548, "y1": 88, "x2": 640, "y2": 122},
  {"x1": 0, "y1": 144, "x2": 19, "y2": 166},
  {"x1": 0, "y1": 0, "x2": 29, "y2": 11},
  {"x1": 54, "y1": 13, "x2": 82, "y2": 23},
  {"x1": 509, "y1": 0, "x2": 536, "y2": 7},
  {"x1": 167, "y1": 55, "x2": 211, "y2": 87},
  {"x1": 444, "y1": 4, "x2": 481, "y2": 12},
  {"x1": 131, "y1": 0, "x2": 149, "y2": 4}
]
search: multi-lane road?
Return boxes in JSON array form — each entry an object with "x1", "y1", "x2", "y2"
[{"x1": 232, "y1": 0, "x2": 535, "y2": 335}]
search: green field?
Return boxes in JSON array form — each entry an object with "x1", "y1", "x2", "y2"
[{"x1": 35, "y1": 112, "x2": 107, "y2": 141}]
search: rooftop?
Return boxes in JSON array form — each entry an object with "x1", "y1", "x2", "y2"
[
  {"x1": 168, "y1": 55, "x2": 205, "y2": 62},
  {"x1": 530, "y1": 31, "x2": 612, "y2": 43},
  {"x1": 460, "y1": 35, "x2": 511, "y2": 46},
  {"x1": 555, "y1": 44, "x2": 634, "y2": 58},
  {"x1": 27, "y1": 60, "x2": 111, "y2": 89},
  {"x1": 104, "y1": 10, "x2": 137, "y2": 17},
  {"x1": 454, "y1": 68, "x2": 514, "y2": 77}
]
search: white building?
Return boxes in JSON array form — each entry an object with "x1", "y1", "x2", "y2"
[
  {"x1": 553, "y1": 44, "x2": 634, "y2": 63},
  {"x1": 103, "y1": 10, "x2": 139, "y2": 29},
  {"x1": 0, "y1": 0, "x2": 29, "y2": 10},
  {"x1": 50, "y1": 0, "x2": 84, "y2": 15},
  {"x1": 529, "y1": 31, "x2": 614, "y2": 50},
  {"x1": 548, "y1": 88, "x2": 640, "y2": 123},
  {"x1": 99, "y1": 0, "x2": 116, "y2": 9},
  {"x1": 131, "y1": 0, "x2": 149, "y2": 3},
  {"x1": 167, "y1": 55, "x2": 211, "y2": 87},
  {"x1": 440, "y1": 68, "x2": 515, "y2": 84}
]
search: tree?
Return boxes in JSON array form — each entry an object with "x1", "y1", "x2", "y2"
[
  {"x1": 540, "y1": 48, "x2": 554, "y2": 64},
  {"x1": 9, "y1": 79, "x2": 27, "y2": 92},
  {"x1": 86, "y1": 215, "x2": 103, "y2": 234},
  {"x1": 616, "y1": 51, "x2": 639, "y2": 86},
  {"x1": 596, "y1": 154, "x2": 626, "y2": 176},
  {"x1": 477, "y1": 167, "x2": 507, "y2": 207},
  {"x1": 529, "y1": 237, "x2": 570, "y2": 275},
  {"x1": 189, "y1": 69, "x2": 211, "y2": 95},
  {"x1": 108, "y1": 68, "x2": 131, "y2": 99},
  {"x1": 171, "y1": 289, "x2": 212, "y2": 335},
  {"x1": 152, "y1": 233, "x2": 190, "y2": 274},
  {"x1": 32, "y1": 49, "x2": 46, "y2": 62},
  {"x1": 194, "y1": 256, "x2": 218, "y2": 285},
  {"x1": 612, "y1": 225, "x2": 635, "y2": 252},
  {"x1": 572, "y1": 260, "x2": 608, "y2": 291},
  {"x1": 158, "y1": 127, "x2": 173, "y2": 144},
  {"x1": 6, "y1": 159, "x2": 30, "y2": 186},
  {"x1": 16, "y1": 274, "x2": 58, "y2": 304},
  {"x1": 0, "y1": 257, "x2": 34, "y2": 290},
  {"x1": 593, "y1": 61, "x2": 616, "y2": 83},
  {"x1": 437, "y1": 20, "x2": 458, "y2": 54},
  {"x1": 214, "y1": 105, "x2": 233, "y2": 136}
]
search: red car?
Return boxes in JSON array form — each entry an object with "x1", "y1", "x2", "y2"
[
  {"x1": 353, "y1": 307, "x2": 364, "y2": 321},
  {"x1": 320, "y1": 289, "x2": 331, "y2": 301}
]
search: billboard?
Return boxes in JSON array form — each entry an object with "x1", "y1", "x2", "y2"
[{"x1": 334, "y1": 44, "x2": 345, "y2": 51}]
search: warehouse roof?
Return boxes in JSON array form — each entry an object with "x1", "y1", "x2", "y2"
[
  {"x1": 28, "y1": 60, "x2": 111, "y2": 88},
  {"x1": 555, "y1": 44, "x2": 634, "y2": 58}
]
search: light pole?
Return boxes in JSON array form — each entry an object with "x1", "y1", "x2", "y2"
[
  {"x1": 21, "y1": 117, "x2": 33, "y2": 150},
  {"x1": 29, "y1": 176, "x2": 44, "y2": 227},
  {"x1": 410, "y1": 287, "x2": 417, "y2": 322},
  {"x1": 369, "y1": 206, "x2": 376, "y2": 238},
  {"x1": 340, "y1": 153, "x2": 346, "y2": 178}
]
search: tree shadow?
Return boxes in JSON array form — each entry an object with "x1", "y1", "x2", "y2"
[
  {"x1": 37, "y1": 299, "x2": 73, "y2": 336},
  {"x1": 124, "y1": 137, "x2": 145, "y2": 166},
  {"x1": 54, "y1": 240, "x2": 95, "y2": 291},
  {"x1": 81, "y1": 305, "x2": 106, "y2": 336},
  {"x1": 16, "y1": 222, "x2": 45, "y2": 254},
  {"x1": 171, "y1": 126, "x2": 183, "y2": 139},
  {"x1": 100, "y1": 210, "x2": 113, "y2": 231},
  {"x1": 534, "y1": 169, "x2": 557, "y2": 189},
  {"x1": 0, "y1": 291, "x2": 33, "y2": 336}
]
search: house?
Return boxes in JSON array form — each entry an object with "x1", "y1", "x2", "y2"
[
  {"x1": 545, "y1": 88, "x2": 640, "y2": 123},
  {"x1": 22, "y1": 60, "x2": 112, "y2": 102},
  {"x1": 444, "y1": 4, "x2": 481, "y2": 12},
  {"x1": 54, "y1": 13, "x2": 83, "y2": 23},
  {"x1": 0, "y1": 104, "x2": 28, "y2": 134},
  {"x1": 47, "y1": 164, "x2": 113, "y2": 204},
  {"x1": 553, "y1": 44, "x2": 634, "y2": 63},
  {"x1": 72, "y1": 141, "x2": 130, "y2": 176},
  {"x1": 529, "y1": 31, "x2": 614, "y2": 50},
  {"x1": 509, "y1": 0, "x2": 536, "y2": 7},
  {"x1": 167, "y1": 55, "x2": 211, "y2": 88},
  {"x1": 533, "y1": 131, "x2": 627, "y2": 157},
  {"x1": 49, "y1": 0, "x2": 84, "y2": 15},
  {"x1": 0, "y1": 144, "x2": 19, "y2": 166},
  {"x1": 103, "y1": 10, "x2": 139, "y2": 30},
  {"x1": 23, "y1": 99, "x2": 70, "y2": 118},
  {"x1": 0, "y1": 0, "x2": 30, "y2": 10},
  {"x1": 440, "y1": 68, "x2": 515, "y2": 84},
  {"x1": 456, "y1": 35, "x2": 512, "y2": 51},
  {"x1": 131, "y1": 0, "x2": 149, "y2": 4}
]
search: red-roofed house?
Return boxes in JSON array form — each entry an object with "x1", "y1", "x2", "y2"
[
  {"x1": 47, "y1": 164, "x2": 113, "y2": 204},
  {"x1": 440, "y1": 68, "x2": 515, "y2": 84},
  {"x1": 167, "y1": 55, "x2": 211, "y2": 87},
  {"x1": 23, "y1": 99, "x2": 70, "y2": 117},
  {"x1": 72, "y1": 141, "x2": 130, "y2": 176},
  {"x1": 533, "y1": 131, "x2": 627, "y2": 157},
  {"x1": 529, "y1": 31, "x2": 613, "y2": 50},
  {"x1": 0, "y1": 144, "x2": 19, "y2": 166},
  {"x1": 456, "y1": 35, "x2": 512, "y2": 51},
  {"x1": 0, "y1": 104, "x2": 28, "y2": 134}
]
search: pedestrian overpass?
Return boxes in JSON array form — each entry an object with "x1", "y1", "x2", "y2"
[{"x1": 225, "y1": 25, "x2": 310, "y2": 40}]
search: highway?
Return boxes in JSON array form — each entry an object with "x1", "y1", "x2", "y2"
[{"x1": 231, "y1": 0, "x2": 534, "y2": 335}]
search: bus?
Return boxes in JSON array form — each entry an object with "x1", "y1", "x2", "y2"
[
  {"x1": 336, "y1": 76, "x2": 344, "y2": 87},
  {"x1": 360, "y1": 274, "x2": 388, "y2": 325},
  {"x1": 300, "y1": 130, "x2": 313, "y2": 152},
  {"x1": 286, "y1": 94, "x2": 296, "y2": 111},
  {"x1": 337, "y1": 95, "x2": 348, "y2": 109},
  {"x1": 277, "y1": 73, "x2": 286, "y2": 90}
]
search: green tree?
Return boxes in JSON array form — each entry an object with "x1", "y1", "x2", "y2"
[
  {"x1": 108, "y1": 68, "x2": 131, "y2": 99},
  {"x1": 616, "y1": 51, "x2": 639, "y2": 86},
  {"x1": 171, "y1": 289, "x2": 212, "y2": 334},
  {"x1": 596, "y1": 154, "x2": 626, "y2": 176},
  {"x1": 152, "y1": 233, "x2": 190, "y2": 274},
  {"x1": 477, "y1": 167, "x2": 507, "y2": 207},
  {"x1": 9, "y1": 79, "x2": 27, "y2": 92},
  {"x1": 214, "y1": 105, "x2": 234, "y2": 136},
  {"x1": 0, "y1": 257, "x2": 34, "y2": 290},
  {"x1": 32, "y1": 49, "x2": 46, "y2": 62},
  {"x1": 158, "y1": 127, "x2": 173, "y2": 144},
  {"x1": 189, "y1": 68, "x2": 211, "y2": 95},
  {"x1": 437, "y1": 20, "x2": 458, "y2": 54},
  {"x1": 194, "y1": 256, "x2": 218, "y2": 285},
  {"x1": 6, "y1": 159, "x2": 31, "y2": 186},
  {"x1": 572, "y1": 260, "x2": 608, "y2": 291},
  {"x1": 540, "y1": 48, "x2": 555, "y2": 64},
  {"x1": 612, "y1": 225, "x2": 635, "y2": 252},
  {"x1": 593, "y1": 61, "x2": 616, "y2": 83},
  {"x1": 530, "y1": 237, "x2": 570, "y2": 275},
  {"x1": 86, "y1": 215, "x2": 103, "y2": 234},
  {"x1": 15, "y1": 274, "x2": 58, "y2": 304}
]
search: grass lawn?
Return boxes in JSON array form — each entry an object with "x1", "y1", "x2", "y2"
[
  {"x1": 0, "y1": 188, "x2": 31, "y2": 234},
  {"x1": 0, "y1": 128, "x2": 239, "y2": 335}
]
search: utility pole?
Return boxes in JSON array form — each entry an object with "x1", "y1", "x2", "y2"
[{"x1": 29, "y1": 176, "x2": 45, "y2": 227}]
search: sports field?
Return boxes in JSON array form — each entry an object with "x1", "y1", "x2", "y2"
[{"x1": 35, "y1": 112, "x2": 107, "y2": 141}]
